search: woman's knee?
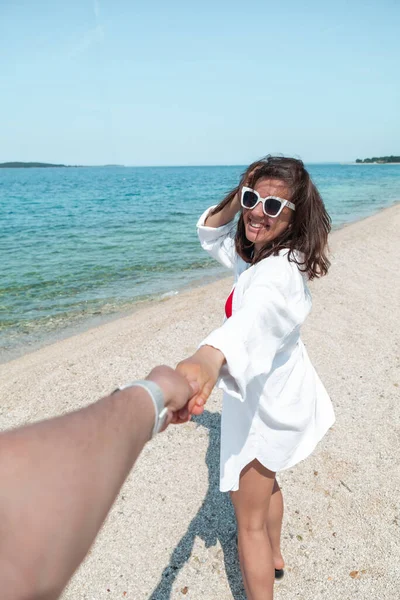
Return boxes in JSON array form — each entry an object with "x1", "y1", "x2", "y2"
[
  {"x1": 237, "y1": 516, "x2": 269, "y2": 536},
  {"x1": 232, "y1": 495, "x2": 271, "y2": 534}
]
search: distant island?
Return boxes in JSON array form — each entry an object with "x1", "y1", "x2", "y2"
[
  {"x1": 355, "y1": 156, "x2": 400, "y2": 164},
  {"x1": 0, "y1": 162, "x2": 125, "y2": 169},
  {"x1": 0, "y1": 162, "x2": 69, "y2": 168}
]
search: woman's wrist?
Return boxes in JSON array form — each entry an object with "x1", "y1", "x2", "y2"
[{"x1": 196, "y1": 345, "x2": 226, "y2": 369}]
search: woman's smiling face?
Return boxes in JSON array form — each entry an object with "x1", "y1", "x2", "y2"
[{"x1": 242, "y1": 178, "x2": 294, "y2": 251}]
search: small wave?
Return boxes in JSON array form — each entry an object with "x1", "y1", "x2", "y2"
[{"x1": 159, "y1": 290, "x2": 179, "y2": 299}]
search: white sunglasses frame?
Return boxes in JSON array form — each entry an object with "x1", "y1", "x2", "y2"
[{"x1": 240, "y1": 186, "x2": 296, "y2": 218}]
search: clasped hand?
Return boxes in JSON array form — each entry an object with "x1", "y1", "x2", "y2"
[
  {"x1": 172, "y1": 345, "x2": 226, "y2": 424},
  {"x1": 147, "y1": 346, "x2": 225, "y2": 429}
]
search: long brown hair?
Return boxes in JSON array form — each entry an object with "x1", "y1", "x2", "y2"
[{"x1": 210, "y1": 155, "x2": 331, "y2": 279}]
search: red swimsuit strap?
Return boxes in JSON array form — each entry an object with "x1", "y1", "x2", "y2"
[{"x1": 225, "y1": 288, "x2": 235, "y2": 319}]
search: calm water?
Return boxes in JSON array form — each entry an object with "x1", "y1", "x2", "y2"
[{"x1": 1, "y1": 164, "x2": 399, "y2": 359}]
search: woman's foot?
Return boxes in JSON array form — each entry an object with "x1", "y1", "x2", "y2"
[{"x1": 273, "y1": 554, "x2": 285, "y2": 581}]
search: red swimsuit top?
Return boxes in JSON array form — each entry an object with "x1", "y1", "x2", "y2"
[{"x1": 225, "y1": 288, "x2": 235, "y2": 319}]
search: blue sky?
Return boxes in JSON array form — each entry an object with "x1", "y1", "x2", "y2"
[{"x1": 1, "y1": 0, "x2": 399, "y2": 165}]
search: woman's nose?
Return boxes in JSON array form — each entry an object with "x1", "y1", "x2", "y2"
[{"x1": 251, "y1": 200, "x2": 265, "y2": 217}]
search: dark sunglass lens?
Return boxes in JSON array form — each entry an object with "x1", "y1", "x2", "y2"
[
  {"x1": 265, "y1": 198, "x2": 281, "y2": 216},
  {"x1": 242, "y1": 191, "x2": 258, "y2": 208}
]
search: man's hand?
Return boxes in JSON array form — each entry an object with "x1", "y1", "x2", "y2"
[
  {"x1": 175, "y1": 346, "x2": 225, "y2": 419},
  {"x1": 146, "y1": 365, "x2": 199, "y2": 429}
]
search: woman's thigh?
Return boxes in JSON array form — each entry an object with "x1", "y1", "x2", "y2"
[{"x1": 230, "y1": 459, "x2": 276, "y2": 529}]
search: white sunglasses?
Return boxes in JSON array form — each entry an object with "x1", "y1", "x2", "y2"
[{"x1": 241, "y1": 186, "x2": 296, "y2": 218}]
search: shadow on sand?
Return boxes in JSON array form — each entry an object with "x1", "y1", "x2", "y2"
[{"x1": 148, "y1": 410, "x2": 245, "y2": 599}]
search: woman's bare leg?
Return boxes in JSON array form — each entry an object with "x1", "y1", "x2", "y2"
[
  {"x1": 230, "y1": 460, "x2": 276, "y2": 600},
  {"x1": 267, "y1": 479, "x2": 284, "y2": 571}
]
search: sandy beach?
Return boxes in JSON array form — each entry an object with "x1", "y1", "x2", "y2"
[{"x1": 1, "y1": 204, "x2": 399, "y2": 599}]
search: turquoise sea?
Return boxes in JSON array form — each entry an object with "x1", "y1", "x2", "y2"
[{"x1": 1, "y1": 164, "x2": 399, "y2": 361}]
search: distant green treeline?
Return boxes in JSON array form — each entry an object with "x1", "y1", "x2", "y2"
[
  {"x1": 355, "y1": 156, "x2": 400, "y2": 164},
  {"x1": 0, "y1": 162, "x2": 68, "y2": 168},
  {"x1": 0, "y1": 162, "x2": 124, "y2": 168}
]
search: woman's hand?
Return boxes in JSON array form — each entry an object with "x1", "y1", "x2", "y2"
[{"x1": 174, "y1": 346, "x2": 226, "y2": 421}]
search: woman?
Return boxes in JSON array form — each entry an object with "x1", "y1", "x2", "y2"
[{"x1": 176, "y1": 155, "x2": 335, "y2": 600}]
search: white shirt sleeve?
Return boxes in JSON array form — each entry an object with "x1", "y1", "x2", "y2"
[
  {"x1": 200, "y1": 255, "x2": 308, "y2": 400},
  {"x1": 196, "y1": 205, "x2": 237, "y2": 270}
]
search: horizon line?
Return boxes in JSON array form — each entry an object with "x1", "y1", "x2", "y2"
[{"x1": 0, "y1": 160, "x2": 360, "y2": 168}]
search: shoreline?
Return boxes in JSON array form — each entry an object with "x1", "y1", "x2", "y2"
[
  {"x1": 0, "y1": 267, "x2": 227, "y2": 365},
  {"x1": 1, "y1": 200, "x2": 399, "y2": 366}
]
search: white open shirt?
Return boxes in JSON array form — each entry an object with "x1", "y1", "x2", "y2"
[{"x1": 197, "y1": 206, "x2": 335, "y2": 492}]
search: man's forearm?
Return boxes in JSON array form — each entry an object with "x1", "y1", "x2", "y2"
[{"x1": 0, "y1": 388, "x2": 154, "y2": 599}]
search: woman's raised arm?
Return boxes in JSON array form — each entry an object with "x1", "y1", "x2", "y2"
[{"x1": 204, "y1": 189, "x2": 241, "y2": 228}]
